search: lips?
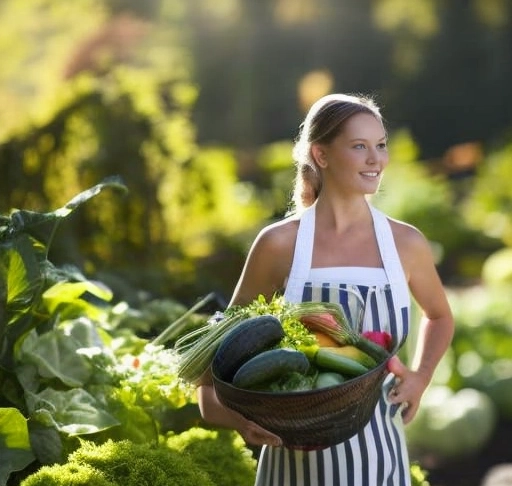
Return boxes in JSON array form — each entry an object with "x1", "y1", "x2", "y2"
[{"x1": 360, "y1": 171, "x2": 380, "y2": 177}]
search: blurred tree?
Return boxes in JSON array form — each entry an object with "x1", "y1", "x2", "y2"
[
  {"x1": 463, "y1": 140, "x2": 512, "y2": 247},
  {"x1": 381, "y1": 0, "x2": 512, "y2": 158},
  {"x1": 0, "y1": 0, "x2": 107, "y2": 140},
  {"x1": 184, "y1": 0, "x2": 512, "y2": 162},
  {"x1": 186, "y1": 0, "x2": 394, "y2": 147},
  {"x1": 1, "y1": 0, "x2": 511, "y2": 302},
  {"x1": 0, "y1": 0, "x2": 268, "y2": 303}
]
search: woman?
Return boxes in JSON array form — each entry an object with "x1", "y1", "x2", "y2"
[{"x1": 197, "y1": 93, "x2": 454, "y2": 485}]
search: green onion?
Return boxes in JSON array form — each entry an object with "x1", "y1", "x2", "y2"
[{"x1": 175, "y1": 311, "x2": 252, "y2": 383}]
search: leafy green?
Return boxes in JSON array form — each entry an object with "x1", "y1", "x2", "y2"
[{"x1": 264, "y1": 371, "x2": 316, "y2": 392}]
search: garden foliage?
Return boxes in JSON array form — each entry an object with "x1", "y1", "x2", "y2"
[{"x1": 0, "y1": 180, "x2": 200, "y2": 484}]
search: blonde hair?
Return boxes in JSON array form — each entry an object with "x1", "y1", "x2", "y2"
[{"x1": 290, "y1": 93, "x2": 383, "y2": 213}]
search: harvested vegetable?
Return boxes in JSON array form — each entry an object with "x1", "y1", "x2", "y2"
[
  {"x1": 285, "y1": 302, "x2": 391, "y2": 363},
  {"x1": 362, "y1": 331, "x2": 393, "y2": 351},
  {"x1": 175, "y1": 294, "x2": 390, "y2": 385},
  {"x1": 314, "y1": 372, "x2": 346, "y2": 389}
]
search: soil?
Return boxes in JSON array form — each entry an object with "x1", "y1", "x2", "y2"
[{"x1": 416, "y1": 418, "x2": 512, "y2": 486}]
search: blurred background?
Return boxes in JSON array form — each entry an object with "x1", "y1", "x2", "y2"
[{"x1": 1, "y1": 1, "x2": 512, "y2": 485}]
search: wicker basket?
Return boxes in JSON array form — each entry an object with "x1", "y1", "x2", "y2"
[{"x1": 212, "y1": 358, "x2": 390, "y2": 450}]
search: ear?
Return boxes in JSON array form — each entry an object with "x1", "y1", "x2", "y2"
[{"x1": 311, "y1": 144, "x2": 328, "y2": 168}]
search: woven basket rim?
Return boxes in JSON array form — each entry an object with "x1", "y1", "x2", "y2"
[
  {"x1": 212, "y1": 355, "x2": 390, "y2": 396},
  {"x1": 212, "y1": 355, "x2": 391, "y2": 449}
]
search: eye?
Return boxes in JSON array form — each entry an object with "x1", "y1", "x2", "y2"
[
  {"x1": 377, "y1": 142, "x2": 387, "y2": 150},
  {"x1": 354, "y1": 143, "x2": 366, "y2": 149}
]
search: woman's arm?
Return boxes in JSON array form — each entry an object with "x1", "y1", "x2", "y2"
[
  {"x1": 196, "y1": 221, "x2": 297, "y2": 445},
  {"x1": 229, "y1": 219, "x2": 297, "y2": 306},
  {"x1": 388, "y1": 223, "x2": 455, "y2": 423}
]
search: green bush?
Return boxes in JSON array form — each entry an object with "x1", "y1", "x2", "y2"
[
  {"x1": 20, "y1": 463, "x2": 115, "y2": 486},
  {"x1": 166, "y1": 428, "x2": 257, "y2": 486},
  {"x1": 21, "y1": 439, "x2": 214, "y2": 486},
  {"x1": 19, "y1": 428, "x2": 258, "y2": 486}
]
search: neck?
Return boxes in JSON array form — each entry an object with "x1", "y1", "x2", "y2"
[{"x1": 314, "y1": 196, "x2": 372, "y2": 233}]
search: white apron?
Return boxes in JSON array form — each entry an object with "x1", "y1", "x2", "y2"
[{"x1": 255, "y1": 204, "x2": 412, "y2": 486}]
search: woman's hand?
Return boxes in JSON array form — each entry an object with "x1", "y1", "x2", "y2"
[
  {"x1": 197, "y1": 384, "x2": 283, "y2": 447},
  {"x1": 238, "y1": 418, "x2": 283, "y2": 447},
  {"x1": 387, "y1": 355, "x2": 429, "y2": 424}
]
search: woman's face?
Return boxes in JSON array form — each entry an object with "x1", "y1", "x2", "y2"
[{"x1": 314, "y1": 112, "x2": 389, "y2": 196}]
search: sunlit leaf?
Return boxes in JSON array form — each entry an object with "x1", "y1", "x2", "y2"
[
  {"x1": 0, "y1": 408, "x2": 35, "y2": 484},
  {"x1": 43, "y1": 281, "x2": 112, "y2": 315},
  {"x1": 54, "y1": 176, "x2": 128, "y2": 217},
  {"x1": 4, "y1": 245, "x2": 41, "y2": 316}
]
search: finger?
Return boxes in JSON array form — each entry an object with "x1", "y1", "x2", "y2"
[
  {"x1": 401, "y1": 402, "x2": 414, "y2": 424},
  {"x1": 386, "y1": 355, "x2": 407, "y2": 377},
  {"x1": 246, "y1": 423, "x2": 282, "y2": 447}
]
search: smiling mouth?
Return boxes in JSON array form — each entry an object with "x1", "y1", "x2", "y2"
[{"x1": 360, "y1": 171, "x2": 380, "y2": 177}]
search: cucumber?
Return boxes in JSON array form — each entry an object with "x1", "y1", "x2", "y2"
[
  {"x1": 314, "y1": 347, "x2": 369, "y2": 377},
  {"x1": 212, "y1": 315, "x2": 284, "y2": 382},
  {"x1": 232, "y1": 348, "x2": 310, "y2": 389},
  {"x1": 314, "y1": 371, "x2": 346, "y2": 389}
]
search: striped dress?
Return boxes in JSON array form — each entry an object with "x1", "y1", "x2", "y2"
[{"x1": 254, "y1": 204, "x2": 411, "y2": 486}]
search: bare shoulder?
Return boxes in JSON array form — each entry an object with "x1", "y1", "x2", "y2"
[
  {"x1": 250, "y1": 214, "x2": 300, "y2": 272},
  {"x1": 229, "y1": 214, "x2": 300, "y2": 306},
  {"x1": 386, "y1": 217, "x2": 434, "y2": 276},
  {"x1": 255, "y1": 214, "x2": 300, "y2": 253},
  {"x1": 388, "y1": 217, "x2": 429, "y2": 249}
]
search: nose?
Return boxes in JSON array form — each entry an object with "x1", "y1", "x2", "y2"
[
  {"x1": 367, "y1": 146, "x2": 386, "y2": 165},
  {"x1": 366, "y1": 150, "x2": 378, "y2": 164}
]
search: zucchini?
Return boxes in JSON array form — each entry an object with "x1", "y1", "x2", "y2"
[
  {"x1": 232, "y1": 348, "x2": 310, "y2": 389},
  {"x1": 212, "y1": 315, "x2": 284, "y2": 382},
  {"x1": 314, "y1": 347, "x2": 369, "y2": 377}
]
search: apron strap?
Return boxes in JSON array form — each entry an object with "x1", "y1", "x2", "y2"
[
  {"x1": 284, "y1": 204, "x2": 410, "y2": 311},
  {"x1": 370, "y1": 205, "x2": 410, "y2": 310},
  {"x1": 283, "y1": 206, "x2": 315, "y2": 303}
]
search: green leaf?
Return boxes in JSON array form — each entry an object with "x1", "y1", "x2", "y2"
[
  {"x1": 7, "y1": 177, "x2": 127, "y2": 247},
  {"x1": 42, "y1": 281, "x2": 112, "y2": 321},
  {"x1": 4, "y1": 244, "x2": 41, "y2": 316},
  {"x1": 28, "y1": 420, "x2": 65, "y2": 465},
  {"x1": 0, "y1": 408, "x2": 36, "y2": 485},
  {"x1": 0, "y1": 314, "x2": 39, "y2": 372},
  {"x1": 15, "y1": 362, "x2": 40, "y2": 395},
  {"x1": 20, "y1": 328, "x2": 92, "y2": 387},
  {"x1": 31, "y1": 388, "x2": 120, "y2": 436},
  {"x1": 54, "y1": 176, "x2": 127, "y2": 217},
  {"x1": 0, "y1": 236, "x2": 45, "y2": 369}
]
